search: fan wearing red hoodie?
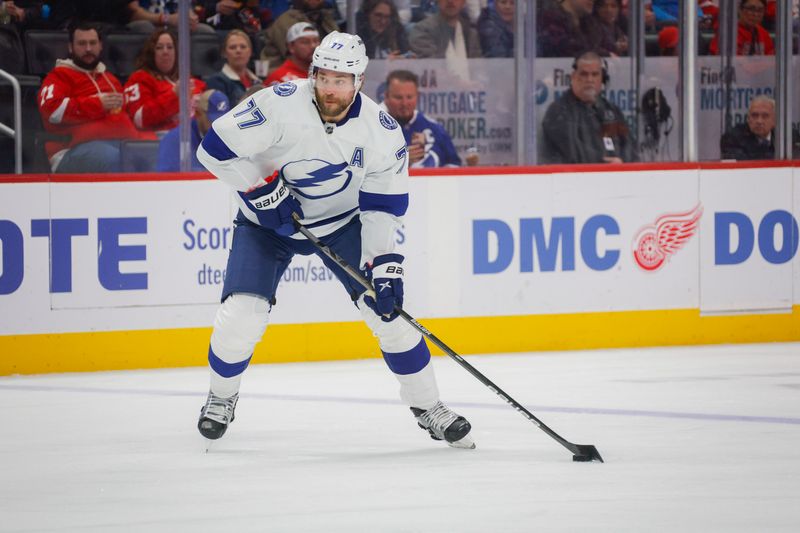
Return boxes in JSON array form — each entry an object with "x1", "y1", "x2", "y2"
[
  {"x1": 708, "y1": 0, "x2": 774, "y2": 56},
  {"x1": 38, "y1": 22, "x2": 150, "y2": 173},
  {"x1": 123, "y1": 28, "x2": 206, "y2": 132}
]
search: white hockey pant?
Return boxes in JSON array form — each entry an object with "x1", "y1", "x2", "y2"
[{"x1": 206, "y1": 292, "x2": 440, "y2": 409}]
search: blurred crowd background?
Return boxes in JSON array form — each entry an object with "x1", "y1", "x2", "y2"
[{"x1": 0, "y1": 0, "x2": 798, "y2": 174}]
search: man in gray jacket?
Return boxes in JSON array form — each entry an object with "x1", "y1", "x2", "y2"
[
  {"x1": 541, "y1": 51, "x2": 638, "y2": 164},
  {"x1": 409, "y1": 0, "x2": 482, "y2": 58}
]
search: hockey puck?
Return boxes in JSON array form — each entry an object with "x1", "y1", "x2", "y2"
[{"x1": 572, "y1": 455, "x2": 592, "y2": 462}]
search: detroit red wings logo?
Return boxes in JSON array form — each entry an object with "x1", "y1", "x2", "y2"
[{"x1": 633, "y1": 204, "x2": 703, "y2": 271}]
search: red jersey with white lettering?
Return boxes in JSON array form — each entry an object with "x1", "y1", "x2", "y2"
[
  {"x1": 38, "y1": 59, "x2": 148, "y2": 159},
  {"x1": 123, "y1": 69, "x2": 206, "y2": 131},
  {"x1": 263, "y1": 59, "x2": 308, "y2": 87}
]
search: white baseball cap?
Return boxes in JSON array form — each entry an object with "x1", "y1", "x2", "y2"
[{"x1": 286, "y1": 22, "x2": 319, "y2": 44}]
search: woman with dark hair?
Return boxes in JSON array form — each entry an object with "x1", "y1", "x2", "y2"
[
  {"x1": 355, "y1": 0, "x2": 411, "y2": 59},
  {"x1": 205, "y1": 29, "x2": 262, "y2": 105},
  {"x1": 709, "y1": 0, "x2": 774, "y2": 55},
  {"x1": 123, "y1": 29, "x2": 206, "y2": 132},
  {"x1": 585, "y1": 0, "x2": 628, "y2": 56},
  {"x1": 477, "y1": 0, "x2": 514, "y2": 57}
]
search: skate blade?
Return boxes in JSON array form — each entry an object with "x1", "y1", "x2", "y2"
[
  {"x1": 203, "y1": 438, "x2": 215, "y2": 453},
  {"x1": 447, "y1": 433, "x2": 476, "y2": 449}
]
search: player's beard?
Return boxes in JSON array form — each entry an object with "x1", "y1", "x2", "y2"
[
  {"x1": 314, "y1": 88, "x2": 351, "y2": 121},
  {"x1": 72, "y1": 53, "x2": 101, "y2": 71}
]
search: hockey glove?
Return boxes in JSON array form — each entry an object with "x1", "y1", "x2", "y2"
[
  {"x1": 363, "y1": 253, "x2": 404, "y2": 322},
  {"x1": 239, "y1": 173, "x2": 303, "y2": 236}
]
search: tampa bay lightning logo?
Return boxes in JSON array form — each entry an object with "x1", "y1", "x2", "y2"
[
  {"x1": 281, "y1": 159, "x2": 353, "y2": 199},
  {"x1": 273, "y1": 82, "x2": 297, "y2": 97},
  {"x1": 379, "y1": 110, "x2": 398, "y2": 130}
]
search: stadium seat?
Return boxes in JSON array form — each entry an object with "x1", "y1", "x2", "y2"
[
  {"x1": 120, "y1": 140, "x2": 160, "y2": 172},
  {"x1": 106, "y1": 32, "x2": 149, "y2": 80},
  {"x1": 0, "y1": 27, "x2": 26, "y2": 74},
  {"x1": 24, "y1": 30, "x2": 70, "y2": 77},
  {"x1": 191, "y1": 33, "x2": 223, "y2": 79}
]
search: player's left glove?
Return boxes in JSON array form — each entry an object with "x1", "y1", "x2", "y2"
[
  {"x1": 363, "y1": 253, "x2": 404, "y2": 322},
  {"x1": 239, "y1": 173, "x2": 303, "y2": 236}
]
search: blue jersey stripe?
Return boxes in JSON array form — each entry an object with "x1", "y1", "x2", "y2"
[
  {"x1": 382, "y1": 337, "x2": 430, "y2": 375},
  {"x1": 201, "y1": 125, "x2": 238, "y2": 161},
  {"x1": 208, "y1": 347, "x2": 252, "y2": 378},
  {"x1": 359, "y1": 191, "x2": 408, "y2": 217}
]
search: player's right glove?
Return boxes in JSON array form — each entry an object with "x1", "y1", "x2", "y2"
[
  {"x1": 363, "y1": 253, "x2": 404, "y2": 322},
  {"x1": 239, "y1": 172, "x2": 303, "y2": 236}
]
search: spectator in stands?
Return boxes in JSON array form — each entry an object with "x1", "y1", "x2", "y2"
[
  {"x1": 200, "y1": 0, "x2": 267, "y2": 38},
  {"x1": 123, "y1": 29, "x2": 206, "y2": 133},
  {"x1": 537, "y1": 0, "x2": 593, "y2": 58},
  {"x1": 409, "y1": 0, "x2": 482, "y2": 59},
  {"x1": 477, "y1": 0, "x2": 514, "y2": 58},
  {"x1": 381, "y1": 69, "x2": 479, "y2": 167},
  {"x1": 157, "y1": 89, "x2": 229, "y2": 171},
  {"x1": 38, "y1": 22, "x2": 151, "y2": 173},
  {"x1": 205, "y1": 29, "x2": 262, "y2": 103},
  {"x1": 64, "y1": 0, "x2": 140, "y2": 33},
  {"x1": 647, "y1": 0, "x2": 678, "y2": 25},
  {"x1": 259, "y1": 0, "x2": 339, "y2": 72},
  {"x1": 709, "y1": 0, "x2": 774, "y2": 55},
  {"x1": 658, "y1": 25, "x2": 678, "y2": 55},
  {"x1": 411, "y1": 0, "x2": 483, "y2": 24},
  {"x1": 355, "y1": 0, "x2": 412, "y2": 59},
  {"x1": 623, "y1": 1, "x2": 657, "y2": 29},
  {"x1": 540, "y1": 51, "x2": 638, "y2": 164},
  {"x1": 0, "y1": 1, "x2": 49, "y2": 32},
  {"x1": 262, "y1": 22, "x2": 318, "y2": 86},
  {"x1": 586, "y1": 0, "x2": 628, "y2": 57},
  {"x1": 720, "y1": 95, "x2": 775, "y2": 160},
  {"x1": 128, "y1": 1, "x2": 215, "y2": 34}
]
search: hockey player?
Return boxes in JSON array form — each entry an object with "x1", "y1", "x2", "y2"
[{"x1": 195, "y1": 31, "x2": 475, "y2": 449}]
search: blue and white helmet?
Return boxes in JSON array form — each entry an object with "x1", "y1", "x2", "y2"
[{"x1": 310, "y1": 31, "x2": 369, "y2": 91}]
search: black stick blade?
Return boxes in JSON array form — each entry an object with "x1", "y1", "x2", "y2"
[{"x1": 572, "y1": 444, "x2": 604, "y2": 463}]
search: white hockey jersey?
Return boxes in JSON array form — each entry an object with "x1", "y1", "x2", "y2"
[{"x1": 196, "y1": 79, "x2": 410, "y2": 265}]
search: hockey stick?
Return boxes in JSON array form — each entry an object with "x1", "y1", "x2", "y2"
[{"x1": 292, "y1": 214, "x2": 603, "y2": 463}]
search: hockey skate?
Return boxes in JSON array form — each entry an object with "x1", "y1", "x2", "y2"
[
  {"x1": 411, "y1": 401, "x2": 475, "y2": 449},
  {"x1": 198, "y1": 391, "x2": 238, "y2": 440}
]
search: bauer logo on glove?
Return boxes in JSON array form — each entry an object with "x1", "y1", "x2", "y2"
[
  {"x1": 250, "y1": 181, "x2": 288, "y2": 209},
  {"x1": 239, "y1": 171, "x2": 304, "y2": 236},
  {"x1": 363, "y1": 253, "x2": 404, "y2": 322}
]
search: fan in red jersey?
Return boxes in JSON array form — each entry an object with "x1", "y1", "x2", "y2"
[
  {"x1": 38, "y1": 22, "x2": 153, "y2": 173},
  {"x1": 123, "y1": 28, "x2": 206, "y2": 132}
]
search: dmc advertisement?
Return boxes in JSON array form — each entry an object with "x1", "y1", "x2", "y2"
[{"x1": 1, "y1": 166, "x2": 798, "y2": 337}]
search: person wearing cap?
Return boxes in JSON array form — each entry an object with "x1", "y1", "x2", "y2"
[
  {"x1": 263, "y1": 22, "x2": 320, "y2": 86},
  {"x1": 156, "y1": 89, "x2": 230, "y2": 172},
  {"x1": 195, "y1": 31, "x2": 476, "y2": 450},
  {"x1": 658, "y1": 25, "x2": 678, "y2": 55},
  {"x1": 205, "y1": 29, "x2": 262, "y2": 106},
  {"x1": 258, "y1": 0, "x2": 340, "y2": 73}
]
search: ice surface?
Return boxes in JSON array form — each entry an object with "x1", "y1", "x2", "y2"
[{"x1": 1, "y1": 342, "x2": 799, "y2": 532}]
